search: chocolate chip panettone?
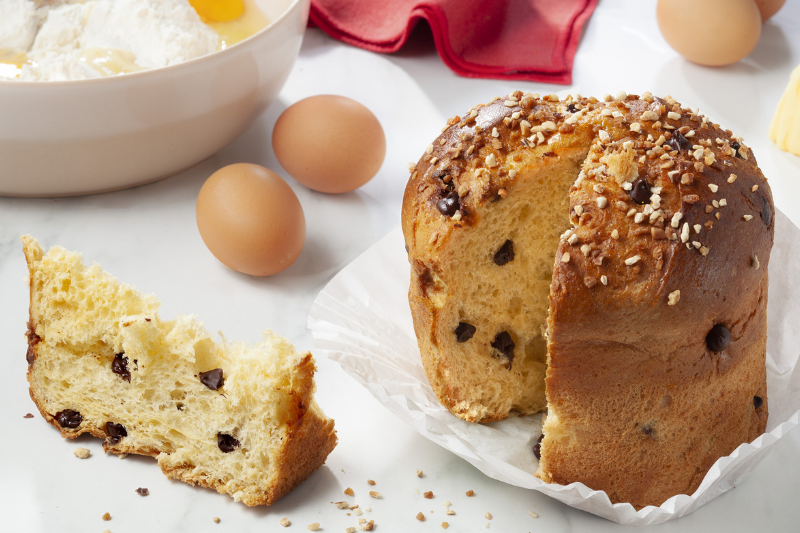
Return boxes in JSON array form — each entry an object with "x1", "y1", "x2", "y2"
[
  {"x1": 401, "y1": 92, "x2": 773, "y2": 508},
  {"x1": 22, "y1": 236, "x2": 336, "y2": 506}
]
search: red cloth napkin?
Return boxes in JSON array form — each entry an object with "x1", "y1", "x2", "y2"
[{"x1": 308, "y1": 0, "x2": 598, "y2": 84}]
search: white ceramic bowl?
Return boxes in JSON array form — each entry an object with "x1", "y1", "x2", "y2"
[{"x1": 0, "y1": 0, "x2": 309, "y2": 197}]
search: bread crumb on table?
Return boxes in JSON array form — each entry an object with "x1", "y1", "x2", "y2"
[
  {"x1": 73, "y1": 447, "x2": 90, "y2": 459},
  {"x1": 280, "y1": 517, "x2": 290, "y2": 527},
  {"x1": 424, "y1": 491, "x2": 434, "y2": 499},
  {"x1": 306, "y1": 523, "x2": 320, "y2": 531},
  {"x1": 369, "y1": 491, "x2": 381, "y2": 499},
  {"x1": 529, "y1": 511, "x2": 539, "y2": 518},
  {"x1": 367, "y1": 479, "x2": 376, "y2": 485},
  {"x1": 344, "y1": 487, "x2": 354, "y2": 496},
  {"x1": 485, "y1": 512, "x2": 493, "y2": 520},
  {"x1": 135, "y1": 487, "x2": 149, "y2": 496},
  {"x1": 346, "y1": 528, "x2": 356, "y2": 533},
  {"x1": 213, "y1": 517, "x2": 221, "y2": 524},
  {"x1": 101, "y1": 512, "x2": 111, "y2": 521},
  {"x1": 335, "y1": 501, "x2": 349, "y2": 509},
  {"x1": 416, "y1": 512, "x2": 425, "y2": 521},
  {"x1": 466, "y1": 490, "x2": 474, "y2": 497},
  {"x1": 416, "y1": 469, "x2": 423, "y2": 478},
  {"x1": 442, "y1": 522, "x2": 449, "y2": 529},
  {"x1": 446, "y1": 510, "x2": 455, "y2": 515}
]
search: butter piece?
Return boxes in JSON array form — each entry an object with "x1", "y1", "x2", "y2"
[{"x1": 770, "y1": 63, "x2": 800, "y2": 156}]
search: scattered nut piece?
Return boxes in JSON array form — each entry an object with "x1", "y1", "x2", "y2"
[
  {"x1": 446, "y1": 510, "x2": 455, "y2": 515},
  {"x1": 668, "y1": 290, "x2": 681, "y2": 306},
  {"x1": 416, "y1": 512, "x2": 426, "y2": 521},
  {"x1": 368, "y1": 479, "x2": 376, "y2": 485},
  {"x1": 362, "y1": 520, "x2": 375, "y2": 531},
  {"x1": 466, "y1": 490, "x2": 475, "y2": 497},
  {"x1": 346, "y1": 528, "x2": 356, "y2": 533},
  {"x1": 369, "y1": 491, "x2": 381, "y2": 499},
  {"x1": 335, "y1": 501, "x2": 350, "y2": 509},
  {"x1": 442, "y1": 522, "x2": 449, "y2": 529},
  {"x1": 355, "y1": 509, "x2": 363, "y2": 516},
  {"x1": 561, "y1": 252, "x2": 571, "y2": 264},
  {"x1": 135, "y1": 487, "x2": 149, "y2": 496},
  {"x1": 213, "y1": 517, "x2": 221, "y2": 524},
  {"x1": 73, "y1": 447, "x2": 91, "y2": 459},
  {"x1": 102, "y1": 513, "x2": 111, "y2": 521},
  {"x1": 424, "y1": 491, "x2": 434, "y2": 499},
  {"x1": 344, "y1": 488, "x2": 354, "y2": 496},
  {"x1": 529, "y1": 511, "x2": 539, "y2": 518},
  {"x1": 307, "y1": 523, "x2": 320, "y2": 531},
  {"x1": 280, "y1": 518, "x2": 291, "y2": 527},
  {"x1": 485, "y1": 512, "x2": 493, "y2": 520}
]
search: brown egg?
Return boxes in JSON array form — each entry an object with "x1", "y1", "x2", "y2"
[
  {"x1": 657, "y1": 0, "x2": 761, "y2": 66},
  {"x1": 272, "y1": 95, "x2": 386, "y2": 194},
  {"x1": 196, "y1": 163, "x2": 305, "y2": 276},
  {"x1": 755, "y1": 0, "x2": 786, "y2": 21}
]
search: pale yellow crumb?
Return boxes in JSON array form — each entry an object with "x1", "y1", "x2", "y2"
[
  {"x1": 306, "y1": 523, "x2": 320, "y2": 531},
  {"x1": 280, "y1": 517, "x2": 290, "y2": 527},
  {"x1": 101, "y1": 513, "x2": 111, "y2": 521},
  {"x1": 73, "y1": 447, "x2": 90, "y2": 459}
]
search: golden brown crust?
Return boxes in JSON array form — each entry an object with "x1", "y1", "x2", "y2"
[{"x1": 402, "y1": 91, "x2": 773, "y2": 507}]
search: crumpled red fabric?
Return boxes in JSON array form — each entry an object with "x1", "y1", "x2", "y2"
[{"x1": 308, "y1": 0, "x2": 598, "y2": 84}]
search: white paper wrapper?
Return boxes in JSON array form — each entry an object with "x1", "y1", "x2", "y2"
[{"x1": 308, "y1": 210, "x2": 800, "y2": 525}]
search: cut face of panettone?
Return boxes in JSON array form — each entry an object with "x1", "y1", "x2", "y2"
[
  {"x1": 402, "y1": 92, "x2": 773, "y2": 508},
  {"x1": 22, "y1": 235, "x2": 336, "y2": 506}
]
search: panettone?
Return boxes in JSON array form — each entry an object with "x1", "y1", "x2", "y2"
[
  {"x1": 22, "y1": 236, "x2": 337, "y2": 506},
  {"x1": 401, "y1": 91, "x2": 773, "y2": 508}
]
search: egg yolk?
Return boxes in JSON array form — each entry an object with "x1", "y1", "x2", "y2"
[{"x1": 188, "y1": 0, "x2": 244, "y2": 22}]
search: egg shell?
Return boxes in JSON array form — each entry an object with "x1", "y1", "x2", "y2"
[
  {"x1": 272, "y1": 95, "x2": 386, "y2": 194},
  {"x1": 196, "y1": 163, "x2": 305, "y2": 276},
  {"x1": 755, "y1": 0, "x2": 786, "y2": 21},
  {"x1": 656, "y1": 0, "x2": 761, "y2": 67}
]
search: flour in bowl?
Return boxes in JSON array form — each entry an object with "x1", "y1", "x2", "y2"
[{"x1": 0, "y1": 0, "x2": 220, "y2": 81}]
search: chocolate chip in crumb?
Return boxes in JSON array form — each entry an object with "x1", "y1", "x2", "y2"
[
  {"x1": 135, "y1": 487, "x2": 149, "y2": 496},
  {"x1": 56, "y1": 409, "x2": 82, "y2": 429},
  {"x1": 491, "y1": 331, "x2": 515, "y2": 365},
  {"x1": 641, "y1": 424, "x2": 655, "y2": 436},
  {"x1": 26, "y1": 344, "x2": 36, "y2": 365},
  {"x1": 106, "y1": 422, "x2": 127, "y2": 444},
  {"x1": 199, "y1": 368, "x2": 224, "y2": 390},
  {"x1": 436, "y1": 191, "x2": 460, "y2": 217},
  {"x1": 455, "y1": 322, "x2": 476, "y2": 343},
  {"x1": 111, "y1": 353, "x2": 131, "y2": 382},
  {"x1": 533, "y1": 434, "x2": 544, "y2": 460},
  {"x1": 731, "y1": 140, "x2": 742, "y2": 158},
  {"x1": 628, "y1": 179, "x2": 651, "y2": 205},
  {"x1": 665, "y1": 130, "x2": 692, "y2": 154},
  {"x1": 706, "y1": 324, "x2": 731, "y2": 352},
  {"x1": 217, "y1": 432, "x2": 240, "y2": 453},
  {"x1": 759, "y1": 195, "x2": 772, "y2": 227},
  {"x1": 493, "y1": 240, "x2": 515, "y2": 266},
  {"x1": 754, "y1": 396, "x2": 764, "y2": 409},
  {"x1": 567, "y1": 103, "x2": 578, "y2": 113}
]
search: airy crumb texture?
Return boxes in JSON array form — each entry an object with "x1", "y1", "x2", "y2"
[
  {"x1": 73, "y1": 447, "x2": 90, "y2": 459},
  {"x1": 22, "y1": 236, "x2": 337, "y2": 507}
]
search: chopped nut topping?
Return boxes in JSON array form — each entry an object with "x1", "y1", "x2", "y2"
[
  {"x1": 574, "y1": 205, "x2": 584, "y2": 216},
  {"x1": 426, "y1": 145, "x2": 433, "y2": 154},
  {"x1": 708, "y1": 183, "x2": 719, "y2": 193},
  {"x1": 416, "y1": 512, "x2": 426, "y2": 521},
  {"x1": 597, "y1": 197, "x2": 608, "y2": 208},
  {"x1": 486, "y1": 153, "x2": 498, "y2": 168},
  {"x1": 567, "y1": 234, "x2": 579, "y2": 245},
  {"x1": 752, "y1": 255, "x2": 760, "y2": 269},
  {"x1": 670, "y1": 212, "x2": 683, "y2": 228},
  {"x1": 369, "y1": 491, "x2": 381, "y2": 499},
  {"x1": 668, "y1": 290, "x2": 681, "y2": 305},
  {"x1": 625, "y1": 255, "x2": 641, "y2": 265},
  {"x1": 743, "y1": 215, "x2": 753, "y2": 221},
  {"x1": 719, "y1": 198, "x2": 727, "y2": 206},
  {"x1": 682, "y1": 195, "x2": 700, "y2": 204},
  {"x1": 681, "y1": 173, "x2": 694, "y2": 184},
  {"x1": 728, "y1": 174, "x2": 738, "y2": 183},
  {"x1": 581, "y1": 244, "x2": 591, "y2": 255},
  {"x1": 700, "y1": 246, "x2": 710, "y2": 256},
  {"x1": 630, "y1": 122, "x2": 642, "y2": 133},
  {"x1": 508, "y1": 169, "x2": 518, "y2": 178},
  {"x1": 611, "y1": 229, "x2": 619, "y2": 240},
  {"x1": 752, "y1": 185, "x2": 759, "y2": 192},
  {"x1": 681, "y1": 223, "x2": 690, "y2": 243},
  {"x1": 598, "y1": 130, "x2": 610, "y2": 143},
  {"x1": 280, "y1": 518, "x2": 291, "y2": 527},
  {"x1": 600, "y1": 275, "x2": 608, "y2": 285},
  {"x1": 641, "y1": 110, "x2": 659, "y2": 121},
  {"x1": 466, "y1": 490, "x2": 475, "y2": 497},
  {"x1": 667, "y1": 111, "x2": 681, "y2": 120},
  {"x1": 694, "y1": 224, "x2": 701, "y2": 234},
  {"x1": 561, "y1": 252, "x2": 571, "y2": 263},
  {"x1": 504, "y1": 100, "x2": 518, "y2": 107},
  {"x1": 634, "y1": 213, "x2": 645, "y2": 223},
  {"x1": 492, "y1": 127, "x2": 499, "y2": 138}
]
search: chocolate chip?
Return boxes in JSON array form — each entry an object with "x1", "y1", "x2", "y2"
[
  {"x1": 135, "y1": 487, "x2": 149, "y2": 496},
  {"x1": 111, "y1": 353, "x2": 130, "y2": 383},
  {"x1": 642, "y1": 424, "x2": 655, "y2": 436},
  {"x1": 759, "y1": 195, "x2": 772, "y2": 227},
  {"x1": 706, "y1": 324, "x2": 731, "y2": 352},
  {"x1": 533, "y1": 434, "x2": 544, "y2": 460},
  {"x1": 731, "y1": 140, "x2": 742, "y2": 158},
  {"x1": 56, "y1": 409, "x2": 82, "y2": 429},
  {"x1": 26, "y1": 344, "x2": 36, "y2": 365},
  {"x1": 753, "y1": 396, "x2": 763, "y2": 409},
  {"x1": 106, "y1": 422, "x2": 127, "y2": 444},
  {"x1": 628, "y1": 179, "x2": 651, "y2": 205},
  {"x1": 436, "y1": 191, "x2": 460, "y2": 217},
  {"x1": 567, "y1": 103, "x2": 578, "y2": 113},
  {"x1": 491, "y1": 331, "x2": 515, "y2": 364},
  {"x1": 26, "y1": 323, "x2": 40, "y2": 366},
  {"x1": 665, "y1": 131, "x2": 692, "y2": 154},
  {"x1": 217, "y1": 433, "x2": 240, "y2": 453},
  {"x1": 199, "y1": 368, "x2": 224, "y2": 390},
  {"x1": 455, "y1": 322, "x2": 476, "y2": 343},
  {"x1": 493, "y1": 240, "x2": 515, "y2": 266}
]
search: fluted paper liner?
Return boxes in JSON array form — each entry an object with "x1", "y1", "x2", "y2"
[{"x1": 308, "y1": 210, "x2": 800, "y2": 525}]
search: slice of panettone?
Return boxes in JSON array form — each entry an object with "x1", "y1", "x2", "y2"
[{"x1": 22, "y1": 235, "x2": 336, "y2": 506}]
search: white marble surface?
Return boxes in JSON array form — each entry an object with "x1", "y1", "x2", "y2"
[{"x1": 2, "y1": 1, "x2": 800, "y2": 531}]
